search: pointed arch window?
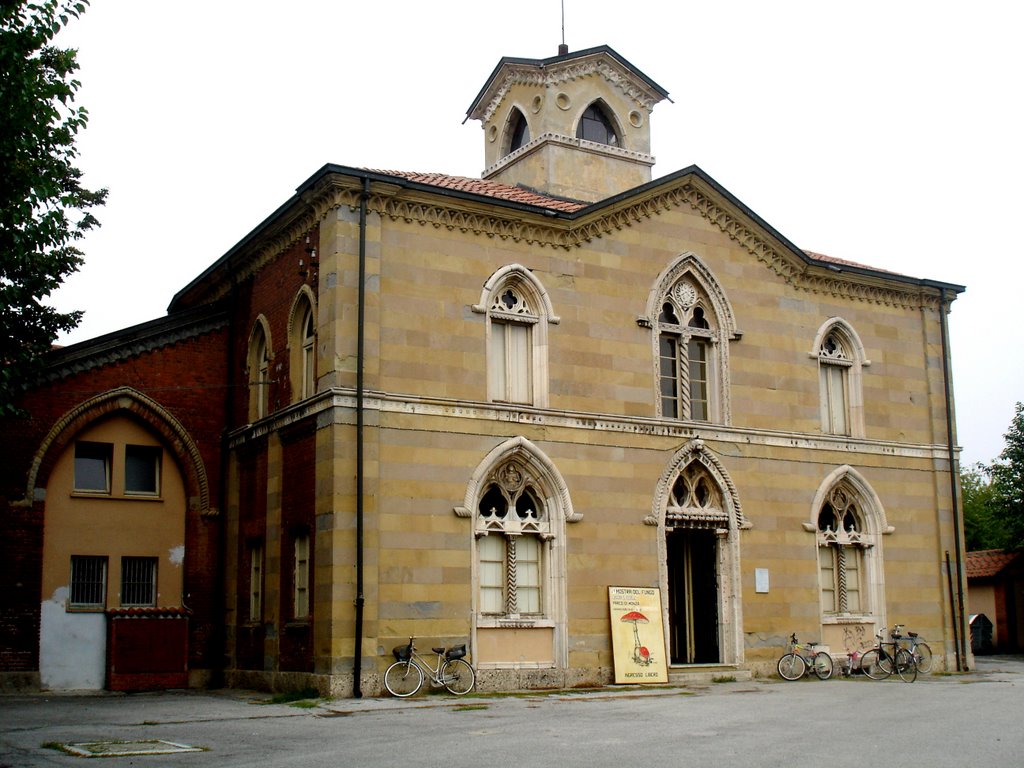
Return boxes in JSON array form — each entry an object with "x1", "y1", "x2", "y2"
[
  {"x1": 507, "y1": 108, "x2": 531, "y2": 154},
  {"x1": 812, "y1": 319, "x2": 868, "y2": 437},
  {"x1": 806, "y1": 466, "x2": 893, "y2": 631},
  {"x1": 475, "y1": 265, "x2": 558, "y2": 408},
  {"x1": 289, "y1": 291, "x2": 317, "y2": 402},
  {"x1": 458, "y1": 437, "x2": 579, "y2": 668},
  {"x1": 248, "y1": 322, "x2": 272, "y2": 420},
  {"x1": 476, "y1": 465, "x2": 548, "y2": 618},
  {"x1": 665, "y1": 464, "x2": 729, "y2": 528},
  {"x1": 656, "y1": 279, "x2": 721, "y2": 422},
  {"x1": 817, "y1": 488, "x2": 867, "y2": 614},
  {"x1": 576, "y1": 102, "x2": 619, "y2": 146}
]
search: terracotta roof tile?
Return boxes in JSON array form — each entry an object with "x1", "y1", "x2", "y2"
[
  {"x1": 966, "y1": 549, "x2": 1021, "y2": 579},
  {"x1": 369, "y1": 170, "x2": 588, "y2": 213},
  {"x1": 804, "y1": 250, "x2": 902, "y2": 276}
]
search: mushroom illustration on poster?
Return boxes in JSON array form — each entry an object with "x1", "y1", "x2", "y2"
[{"x1": 608, "y1": 586, "x2": 669, "y2": 684}]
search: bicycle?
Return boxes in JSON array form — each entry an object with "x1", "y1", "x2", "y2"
[
  {"x1": 898, "y1": 630, "x2": 933, "y2": 673},
  {"x1": 859, "y1": 626, "x2": 917, "y2": 682},
  {"x1": 777, "y1": 633, "x2": 834, "y2": 680},
  {"x1": 384, "y1": 636, "x2": 477, "y2": 697}
]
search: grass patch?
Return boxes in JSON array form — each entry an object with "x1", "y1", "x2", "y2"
[
  {"x1": 451, "y1": 704, "x2": 489, "y2": 711},
  {"x1": 712, "y1": 675, "x2": 736, "y2": 683},
  {"x1": 261, "y1": 687, "x2": 321, "y2": 705}
]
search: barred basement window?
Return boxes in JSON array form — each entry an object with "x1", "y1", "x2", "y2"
[
  {"x1": 69, "y1": 555, "x2": 107, "y2": 609},
  {"x1": 121, "y1": 557, "x2": 157, "y2": 607}
]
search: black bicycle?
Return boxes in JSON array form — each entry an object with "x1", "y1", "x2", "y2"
[{"x1": 859, "y1": 626, "x2": 917, "y2": 682}]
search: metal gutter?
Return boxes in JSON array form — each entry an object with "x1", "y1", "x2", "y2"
[
  {"x1": 352, "y1": 177, "x2": 369, "y2": 697},
  {"x1": 939, "y1": 287, "x2": 968, "y2": 669}
]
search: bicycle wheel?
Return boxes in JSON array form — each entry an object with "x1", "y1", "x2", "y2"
[
  {"x1": 384, "y1": 660, "x2": 423, "y2": 697},
  {"x1": 811, "y1": 651, "x2": 834, "y2": 680},
  {"x1": 859, "y1": 649, "x2": 889, "y2": 680},
  {"x1": 441, "y1": 658, "x2": 476, "y2": 695},
  {"x1": 895, "y1": 648, "x2": 918, "y2": 682},
  {"x1": 777, "y1": 653, "x2": 806, "y2": 681},
  {"x1": 913, "y1": 642, "x2": 933, "y2": 674}
]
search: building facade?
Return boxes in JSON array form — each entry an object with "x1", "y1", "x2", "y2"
[{"x1": 0, "y1": 46, "x2": 968, "y2": 694}]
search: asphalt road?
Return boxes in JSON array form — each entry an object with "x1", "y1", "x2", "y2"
[{"x1": 2, "y1": 656, "x2": 1022, "y2": 767}]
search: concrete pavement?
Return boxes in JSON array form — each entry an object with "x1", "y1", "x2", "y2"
[{"x1": 2, "y1": 655, "x2": 1022, "y2": 767}]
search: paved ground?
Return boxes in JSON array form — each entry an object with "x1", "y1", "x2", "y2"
[{"x1": 2, "y1": 656, "x2": 1022, "y2": 767}]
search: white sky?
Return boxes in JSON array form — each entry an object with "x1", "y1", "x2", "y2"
[{"x1": 52, "y1": 0, "x2": 1022, "y2": 467}]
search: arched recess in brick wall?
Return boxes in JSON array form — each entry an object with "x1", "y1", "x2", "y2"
[{"x1": 24, "y1": 386, "x2": 215, "y2": 517}]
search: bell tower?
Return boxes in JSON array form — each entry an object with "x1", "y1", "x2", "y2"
[{"x1": 466, "y1": 46, "x2": 670, "y2": 203}]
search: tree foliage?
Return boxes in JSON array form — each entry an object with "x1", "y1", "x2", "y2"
[
  {"x1": 963, "y1": 403, "x2": 1024, "y2": 552},
  {"x1": 961, "y1": 463, "x2": 1003, "y2": 551},
  {"x1": 1, "y1": 0, "x2": 105, "y2": 416},
  {"x1": 989, "y1": 402, "x2": 1024, "y2": 550}
]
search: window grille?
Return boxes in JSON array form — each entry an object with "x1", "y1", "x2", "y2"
[
  {"x1": 121, "y1": 557, "x2": 157, "y2": 606},
  {"x1": 70, "y1": 555, "x2": 107, "y2": 608}
]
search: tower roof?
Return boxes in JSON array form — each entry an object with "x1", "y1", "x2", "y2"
[{"x1": 466, "y1": 45, "x2": 670, "y2": 124}]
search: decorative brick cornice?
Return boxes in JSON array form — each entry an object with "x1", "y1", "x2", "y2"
[
  {"x1": 483, "y1": 132, "x2": 655, "y2": 179},
  {"x1": 209, "y1": 170, "x2": 946, "y2": 312},
  {"x1": 476, "y1": 54, "x2": 666, "y2": 124},
  {"x1": 41, "y1": 308, "x2": 228, "y2": 382},
  {"x1": 674, "y1": 183, "x2": 942, "y2": 310}
]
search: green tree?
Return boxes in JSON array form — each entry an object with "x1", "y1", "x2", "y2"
[
  {"x1": 961, "y1": 462, "x2": 1004, "y2": 551},
  {"x1": 990, "y1": 402, "x2": 1024, "y2": 550},
  {"x1": 1, "y1": 0, "x2": 105, "y2": 416}
]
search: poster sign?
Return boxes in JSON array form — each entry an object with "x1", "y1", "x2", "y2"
[{"x1": 608, "y1": 586, "x2": 669, "y2": 684}]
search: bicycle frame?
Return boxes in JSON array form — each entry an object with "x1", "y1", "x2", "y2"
[
  {"x1": 384, "y1": 637, "x2": 476, "y2": 697},
  {"x1": 405, "y1": 647, "x2": 450, "y2": 686},
  {"x1": 777, "y1": 633, "x2": 833, "y2": 680}
]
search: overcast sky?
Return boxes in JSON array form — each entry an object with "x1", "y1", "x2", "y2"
[{"x1": 52, "y1": 0, "x2": 1021, "y2": 467}]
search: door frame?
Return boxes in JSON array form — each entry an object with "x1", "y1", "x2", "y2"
[{"x1": 647, "y1": 440, "x2": 748, "y2": 666}]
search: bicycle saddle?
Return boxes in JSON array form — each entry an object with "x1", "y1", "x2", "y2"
[{"x1": 432, "y1": 646, "x2": 446, "y2": 654}]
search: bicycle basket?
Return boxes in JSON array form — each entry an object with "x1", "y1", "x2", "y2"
[
  {"x1": 392, "y1": 644, "x2": 412, "y2": 662},
  {"x1": 446, "y1": 644, "x2": 467, "y2": 661}
]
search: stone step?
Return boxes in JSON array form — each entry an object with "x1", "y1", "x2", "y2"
[{"x1": 668, "y1": 665, "x2": 753, "y2": 684}]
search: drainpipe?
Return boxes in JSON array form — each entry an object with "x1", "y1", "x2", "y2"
[
  {"x1": 938, "y1": 288, "x2": 967, "y2": 670},
  {"x1": 211, "y1": 257, "x2": 238, "y2": 688},
  {"x1": 352, "y1": 178, "x2": 369, "y2": 697}
]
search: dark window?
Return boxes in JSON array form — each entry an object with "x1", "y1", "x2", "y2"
[
  {"x1": 74, "y1": 442, "x2": 112, "y2": 493},
  {"x1": 70, "y1": 555, "x2": 107, "y2": 608},
  {"x1": 125, "y1": 445, "x2": 161, "y2": 495},
  {"x1": 576, "y1": 104, "x2": 618, "y2": 146},
  {"x1": 509, "y1": 109, "x2": 530, "y2": 152}
]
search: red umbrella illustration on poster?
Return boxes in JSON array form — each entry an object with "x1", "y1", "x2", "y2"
[{"x1": 620, "y1": 610, "x2": 654, "y2": 666}]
